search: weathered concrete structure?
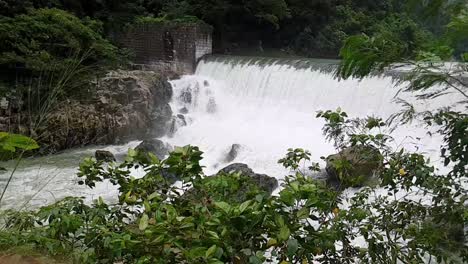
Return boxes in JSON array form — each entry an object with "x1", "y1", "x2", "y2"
[{"x1": 117, "y1": 23, "x2": 212, "y2": 75}]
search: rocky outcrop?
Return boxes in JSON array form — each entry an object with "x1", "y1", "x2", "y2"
[
  {"x1": 135, "y1": 139, "x2": 172, "y2": 159},
  {"x1": 0, "y1": 70, "x2": 174, "y2": 153},
  {"x1": 182, "y1": 163, "x2": 278, "y2": 204},
  {"x1": 219, "y1": 163, "x2": 278, "y2": 194},
  {"x1": 95, "y1": 150, "x2": 116, "y2": 162},
  {"x1": 325, "y1": 145, "x2": 383, "y2": 189}
]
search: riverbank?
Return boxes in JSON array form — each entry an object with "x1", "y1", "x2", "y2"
[{"x1": 0, "y1": 71, "x2": 174, "y2": 156}]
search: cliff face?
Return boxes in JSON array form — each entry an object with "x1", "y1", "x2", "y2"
[{"x1": 0, "y1": 70, "x2": 174, "y2": 153}]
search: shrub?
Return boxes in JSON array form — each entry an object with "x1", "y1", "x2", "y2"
[
  {"x1": 0, "y1": 8, "x2": 121, "y2": 74},
  {"x1": 0, "y1": 112, "x2": 466, "y2": 263}
]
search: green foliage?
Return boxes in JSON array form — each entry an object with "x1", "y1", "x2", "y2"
[
  {"x1": 186, "y1": 172, "x2": 268, "y2": 204},
  {"x1": 1, "y1": 108, "x2": 467, "y2": 263},
  {"x1": 0, "y1": 132, "x2": 39, "y2": 153},
  {"x1": 0, "y1": 132, "x2": 39, "y2": 162},
  {"x1": 0, "y1": 8, "x2": 120, "y2": 73},
  {"x1": 338, "y1": 15, "x2": 432, "y2": 79},
  {"x1": 292, "y1": 2, "x2": 394, "y2": 57},
  {"x1": 0, "y1": 133, "x2": 38, "y2": 209},
  {"x1": 0, "y1": 0, "x2": 425, "y2": 58}
]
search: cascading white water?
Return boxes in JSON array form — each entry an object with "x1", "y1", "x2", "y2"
[
  {"x1": 164, "y1": 56, "x2": 454, "y2": 177},
  {"x1": 0, "y1": 55, "x2": 456, "y2": 209}
]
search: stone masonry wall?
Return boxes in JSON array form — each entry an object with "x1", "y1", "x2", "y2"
[{"x1": 117, "y1": 23, "x2": 212, "y2": 75}]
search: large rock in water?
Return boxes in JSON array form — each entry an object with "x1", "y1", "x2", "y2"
[
  {"x1": 135, "y1": 139, "x2": 172, "y2": 159},
  {"x1": 325, "y1": 145, "x2": 383, "y2": 189},
  {"x1": 95, "y1": 150, "x2": 116, "y2": 162},
  {"x1": 182, "y1": 163, "x2": 278, "y2": 204},
  {"x1": 219, "y1": 163, "x2": 278, "y2": 195}
]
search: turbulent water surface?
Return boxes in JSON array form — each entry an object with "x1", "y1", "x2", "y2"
[{"x1": 0, "y1": 56, "x2": 456, "y2": 209}]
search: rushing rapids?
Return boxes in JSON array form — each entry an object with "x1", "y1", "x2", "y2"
[
  {"x1": 0, "y1": 55, "x2": 456, "y2": 209},
  {"x1": 165, "y1": 56, "x2": 453, "y2": 176}
]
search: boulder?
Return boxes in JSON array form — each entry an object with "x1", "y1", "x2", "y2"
[
  {"x1": 179, "y1": 88, "x2": 192, "y2": 104},
  {"x1": 179, "y1": 107, "x2": 189, "y2": 114},
  {"x1": 168, "y1": 114, "x2": 188, "y2": 137},
  {"x1": 325, "y1": 145, "x2": 383, "y2": 189},
  {"x1": 95, "y1": 150, "x2": 116, "y2": 162},
  {"x1": 176, "y1": 114, "x2": 187, "y2": 126},
  {"x1": 225, "y1": 144, "x2": 242, "y2": 163},
  {"x1": 135, "y1": 139, "x2": 172, "y2": 159},
  {"x1": 219, "y1": 163, "x2": 278, "y2": 194},
  {"x1": 5, "y1": 70, "x2": 175, "y2": 154},
  {"x1": 150, "y1": 103, "x2": 173, "y2": 137},
  {"x1": 182, "y1": 163, "x2": 278, "y2": 204},
  {"x1": 151, "y1": 75, "x2": 173, "y2": 105}
]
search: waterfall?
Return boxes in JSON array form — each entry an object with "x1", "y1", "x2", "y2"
[
  {"x1": 165, "y1": 56, "x2": 454, "y2": 177},
  {"x1": 0, "y1": 55, "x2": 456, "y2": 209}
]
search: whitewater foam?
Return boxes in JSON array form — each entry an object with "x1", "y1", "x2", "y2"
[{"x1": 0, "y1": 56, "x2": 457, "y2": 209}]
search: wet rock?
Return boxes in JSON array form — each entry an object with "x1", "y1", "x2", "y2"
[
  {"x1": 150, "y1": 104, "x2": 173, "y2": 137},
  {"x1": 225, "y1": 144, "x2": 242, "y2": 163},
  {"x1": 325, "y1": 145, "x2": 383, "y2": 189},
  {"x1": 219, "y1": 163, "x2": 278, "y2": 194},
  {"x1": 6, "y1": 70, "x2": 175, "y2": 154},
  {"x1": 182, "y1": 163, "x2": 278, "y2": 204},
  {"x1": 179, "y1": 88, "x2": 192, "y2": 104},
  {"x1": 95, "y1": 150, "x2": 116, "y2": 162},
  {"x1": 179, "y1": 107, "x2": 189, "y2": 114},
  {"x1": 135, "y1": 139, "x2": 172, "y2": 159},
  {"x1": 168, "y1": 114, "x2": 188, "y2": 137},
  {"x1": 151, "y1": 75, "x2": 173, "y2": 105},
  {"x1": 177, "y1": 114, "x2": 187, "y2": 126}
]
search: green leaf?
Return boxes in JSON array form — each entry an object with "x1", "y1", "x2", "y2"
[
  {"x1": 147, "y1": 152, "x2": 160, "y2": 163},
  {"x1": 290, "y1": 181, "x2": 300, "y2": 192},
  {"x1": 139, "y1": 214, "x2": 149, "y2": 231},
  {"x1": 0, "y1": 132, "x2": 39, "y2": 152},
  {"x1": 207, "y1": 230, "x2": 219, "y2": 240},
  {"x1": 208, "y1": 260, "x2": 224, "y2": 264},
  {"x1": 275, "y1": 215, "x2": 285, "y2": 227},
  {"x1": 462, "y1": 52, "x2": 468, "y2": 62},
  {"x1": 239, "y1": 200, "x2": 251, "y2": 214},
  {"x1": 206, "y1": 245, "x2": 217, "y2": 258},
  {"x1": 297, "y1": 208, "x2": 309, "y2": 219},
  {"x1": 287, "y1": 239, "x2": 299, "y2": 256},
  {"x1": 267, "y1": 238, "x2": 277, "y2": 247},
  {"x1": 189, "y1": 247, "x2": 207, "y2": 258},
  {"x1": 148, "y1": 192, "x2": 159, "y2": 201},
  {"x1": 278, "y1": 226, "x2": 290, "y2": 242},
  {"x1": 144, "y1": 201, "x2": 151, "y2": 212},
  {"x1": 128, "y1": 148, "x2": 137, "y2": 157},
  {"x1": 214, "y1": 201, "x2": 231, "y2": 214},
  {"x1": 279, "y1": 190, "x2": 295, "y2": 206},
  {"x1": 249, "y1": 255, "x2": 262, "y2": 264}
]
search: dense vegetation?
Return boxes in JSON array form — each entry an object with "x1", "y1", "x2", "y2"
[
  {"x1": 0, "y1": 105, "x2": 466, "y2": 263},
  {"x1": 2, "y1": 0, "x2": 462, "y2": 57},
  {"x1": 0, "y1": 0, "x2": 467, "y2": 263}
]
